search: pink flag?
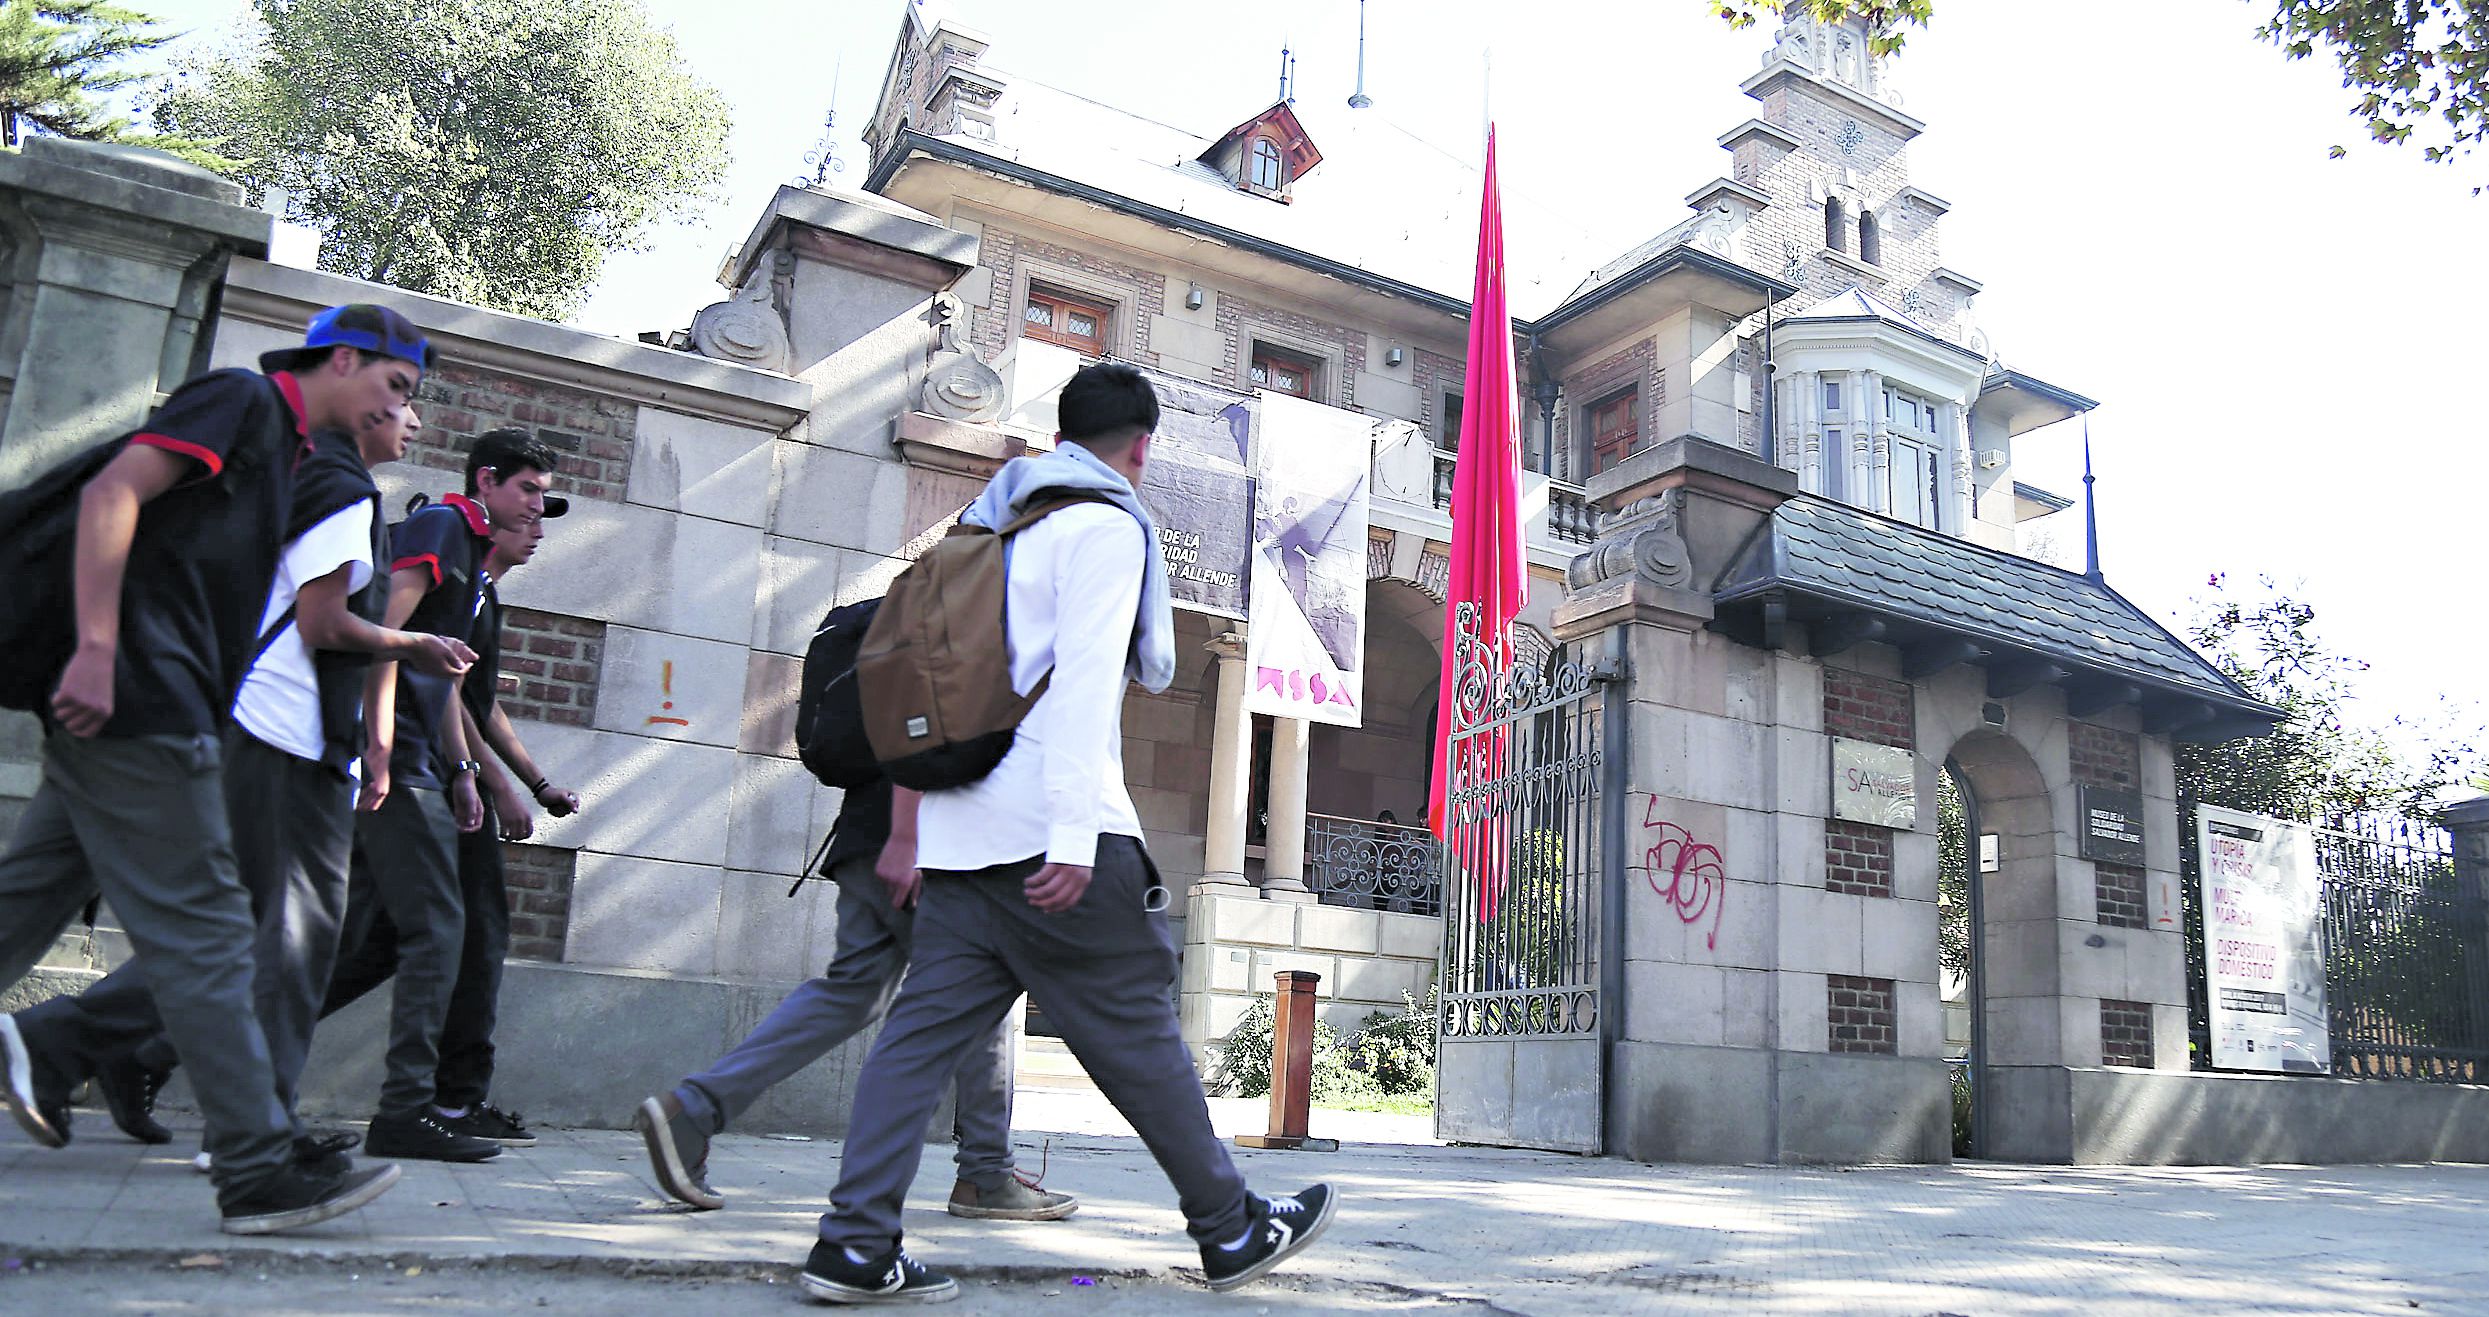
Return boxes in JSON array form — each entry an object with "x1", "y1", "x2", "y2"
[{"x1": 1430, "y1": 128, "x2": 1529, "y2": 914}]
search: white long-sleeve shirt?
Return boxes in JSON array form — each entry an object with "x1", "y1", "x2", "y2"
[{"x1": 915, "y1": 501, "x2": 1147, "y2": 871}]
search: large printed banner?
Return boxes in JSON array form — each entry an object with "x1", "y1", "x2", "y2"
[
  {"x1": 2196, "y1": 804, "x2": 2332, "y2": 1074},
  {"x1": 1243, "y1": 391, "x2": 1371, "y2": 727},
  {"x1": 1133, "y1": 365, "x2": 1255, "y2": 619}
]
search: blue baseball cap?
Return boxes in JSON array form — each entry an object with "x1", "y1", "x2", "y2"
[{"x1": 259, "y1": 303, "x2": 436, "y2": 375}]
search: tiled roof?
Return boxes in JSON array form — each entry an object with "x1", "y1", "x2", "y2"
[{"x1": 1714, "y1": 496, "x2": 2275, "y2": 718}]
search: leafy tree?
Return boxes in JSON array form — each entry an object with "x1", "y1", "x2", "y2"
[
  {"x1": 2176, "y1": 574, "x2": 2479, "y2": 823},
  {"x1": 1699, "y1": 1, "x2": 2489, "y2": 185},
  {"x1": 151, "y1": 0, "x2": 730, "y2": 320},
  {"x1": 0, "y1": 1, "x2": 229, "y2": 166}
]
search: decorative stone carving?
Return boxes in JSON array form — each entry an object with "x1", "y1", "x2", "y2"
[
  {"x1": 919, "y1": 293, "x2": 1007, "y2": 422},
  {"x1": 689, "y1": 250, "x2": 792, "y2": 373},
  {"x1": 1565, "y1": 488, "x2": 1691, "y2": 592}
]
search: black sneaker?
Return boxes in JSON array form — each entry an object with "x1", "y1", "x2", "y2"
[
  {"x1": 797, "y1": 1238, "x2": 959, "y2": 1304},
  {"x1": 220, "y1": 1160, "x2": 401, "y2": 1235},
  {"x1": 440, "y1": 1101, "x2": 534, "y2": 1145},
  {"x1": 1200, "y1": 1184, "x2": 1338, "y2": 1293},
  {"x1": 1, "y1": 1015, "x2": 68, "y2": 1149},
  {"x1": 295, "y1": 1130, "x2": 363, "y2": 1176},
  {"x1": 365, "y1": 1110, "x2": 501, "y2": 1163},
  {"x1": 633, "y1": 1093, "x2": 721, "y2": 1210},
  {"x1": 95, "y1": 1052, "x2": 174, "y2": 1144}
]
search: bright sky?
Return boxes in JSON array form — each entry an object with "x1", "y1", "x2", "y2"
[{"x1": 134, "y1": 0, "x2": 2485, "y2": 743}]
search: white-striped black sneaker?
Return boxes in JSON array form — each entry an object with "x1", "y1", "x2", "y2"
[
  {"x1": 219, "y1": 1161, "x2": 400, "y2": 1235},
  {"x1": 797, "y1": 1238, "x2": 959, "y2": 1304},
  {"x1": 1200, "y1": 1183, "x2": 1337, "y2": 1292}
]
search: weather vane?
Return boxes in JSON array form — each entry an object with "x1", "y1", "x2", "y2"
[{"x1": 799, "y1": 62, "x2": 847, "y2": 187}]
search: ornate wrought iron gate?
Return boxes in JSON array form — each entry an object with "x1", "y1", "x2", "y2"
[{"x1": 1436, "y1": 604, "x2": 1614, "y2": 1153}]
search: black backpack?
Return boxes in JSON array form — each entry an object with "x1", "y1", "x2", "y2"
[
  {"x1": 0, "y1": 441, "x2": 127, "y2": 711},
  {"x1": 795, "y1": 597, "x2": 883, "y2": 789}
]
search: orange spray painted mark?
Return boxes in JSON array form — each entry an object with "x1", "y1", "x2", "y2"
[{"x1": 646, "y1": 659, "x2": 691, "y2": 727}]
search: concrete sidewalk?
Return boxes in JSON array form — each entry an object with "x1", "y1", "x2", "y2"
[{"x1": 4, "y1": 1088, "x2": 2485, "y2": 1315}]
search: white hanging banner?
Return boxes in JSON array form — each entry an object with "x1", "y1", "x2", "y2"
[
  {"x1": 2196, "y1": 804, "x2": 2331, "y2": 1074},
  {"x1": 1242, "y1": 391, "x2": 1371, "y2": 728}
]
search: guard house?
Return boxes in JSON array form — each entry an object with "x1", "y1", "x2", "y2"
[{"x1": 835, "y1": 5, "x2": 2291, "y2": 1162}]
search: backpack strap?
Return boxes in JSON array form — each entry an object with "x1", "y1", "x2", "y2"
[{"x1": 250, "y1": 604, "x2": 299, "y2": 669}]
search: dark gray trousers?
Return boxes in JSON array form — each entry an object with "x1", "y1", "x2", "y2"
[
  {"x1": 0, "y1": 732, "x2": 293, "y2": 1195},
  {"x1": 818, "y1": 835, "x2": 1249, "y2": 1253},
  {"x1": 14, "y1": 732, "x2": 353, "y2": 1134},
  {"x1": 674, "y1": 855, "x2": 1017, "y2": 1185},
  {"x1": 346, "y1": 784, "x2": 463, "y2": 1117}
]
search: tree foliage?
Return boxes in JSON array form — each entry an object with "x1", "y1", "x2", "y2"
[
  {"x1": 0, "y1": 1, "x2": 229, "y2": 167},
  {"x1": 1699, "y1": 0, "x2": 2489, "y2": 184},
  {"x1": 151, "y1": 0, "x2": 730, "y2": 320},
  {"x1": 2176, "y1": 574, "x2": 2480, "y2": 823}
]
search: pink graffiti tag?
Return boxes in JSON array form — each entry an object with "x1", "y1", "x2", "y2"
[{"x1": 1642, "y1": 798, "x2": 1726, "y2": 951}]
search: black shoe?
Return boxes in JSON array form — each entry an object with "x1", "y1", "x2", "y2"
[
  {"x1": 95, "y1": 1052, "x2": 174, "y2": 1144},
  {"x1": 364, "y1": 1109, "x2": 502, "y2": 1163},
  {"x1": 220, "y1": 1160, "x2": 400, "y2": 1235},
  {"x1": 633, "y1": 1093, "x2": 721, "y2": 1210},
  {"x1": 1, "y1": 1015, "x2": 68, "y2": 1149},
  {"x1": 439, "y1": 1101, "x2": 534, "y2": 1146},
  {"x1": 798, "y1": 1238, "x2": 959, "y2": 1305},
  {"x1": 294, "y1": 1130, "x2": 363, "y2": 1176},
  {"x1": 1200, "y1": 1184, "x2": 1338, "y2": 1293}
]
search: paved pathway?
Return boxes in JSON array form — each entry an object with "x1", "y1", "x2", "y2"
[{"x1": 3, "y1": 1089, "x2": 2484, "y2": 1315}]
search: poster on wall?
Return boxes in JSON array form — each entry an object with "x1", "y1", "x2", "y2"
[
  {"x1": 2196, "y1": 804, "x2": 2331, "y2": 1074},
  {"x1": 1131, "y1": 364, "x2": 1256, "y2": 619},
  {"x1": 1242, "y1": 391, "x2": 1372, "y2": 728}
]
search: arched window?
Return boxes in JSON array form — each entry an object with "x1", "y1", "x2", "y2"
[
  {"x1": 1858, "y1": 208, "x2": 1882, "y2": 266},
  {"x1": 1824, "y1": 197, "x2": 1847, "y2": 253},
  {"x1": 1250, "y1": 137, "x2": 1285, "y2": 190}
]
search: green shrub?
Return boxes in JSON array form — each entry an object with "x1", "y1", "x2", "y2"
[{"x1": 1207, "y1": 986, "x2": 1441, "y2": 1102}]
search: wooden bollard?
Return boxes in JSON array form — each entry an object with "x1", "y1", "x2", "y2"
[{"x1": 1235, "y1": 970, "x2": 1338, "y2": 1152}]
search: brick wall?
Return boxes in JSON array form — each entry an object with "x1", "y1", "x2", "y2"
[
  {"x1": 2100, "y1": 998, "x2": 2154, "y2": 1068},
  {"x1": 1823, "y1": 667, "x2": 1913, "y2": 750},
  {"x1": 503, "y1": 843, "x2": 577, "y2": 962},
  {"x1": 1825, "y1": 819, "x2": 1894, "y2": 897},
  {"x1": 2095, "y1": 862, "x2": 2147, "y2": 929},
  {"x1": 1555, "y1": 338, "x2": 1661, "y2": 484},
  {"x1": 412, "y1": 359, "x2": 635, "y2": 505},
  {"x1": 1213, "y1": 286, "x2": 1368, "y2": 409},
  {"x1": 1827, "y1": 974, "x2": 1896, "y2": 1054},
  {"x1": 495, "y1": 606, "x2": 607, "y2": 727},
  {"x1": 968, "y1": 226, "x2": 1169, "y2": 369},
  {"x1": 2070, "y1": 721, "x2": 2141, "y2": 789}
]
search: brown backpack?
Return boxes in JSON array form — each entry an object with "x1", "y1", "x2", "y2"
[{"x1": 856, "y1": 491, "x2": 1116, "y2": 791}]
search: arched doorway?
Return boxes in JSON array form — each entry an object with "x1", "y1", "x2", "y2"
[{"x1": 1940, "y1": 729, "x2": 2058, "y2": 1159}]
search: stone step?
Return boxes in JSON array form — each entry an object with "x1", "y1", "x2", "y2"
[{"x1": 1015, "y1": 1036, "x2": 1098, "y2": 1094}]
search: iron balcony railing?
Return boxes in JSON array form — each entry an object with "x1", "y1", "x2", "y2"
[{"x1": 1304, "y1": 812, "x2": 1443, "y2": 916}]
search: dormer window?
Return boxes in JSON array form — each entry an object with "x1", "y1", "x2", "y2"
[{"x1": 1250, "y1": 137, "x2": 1285, "y2": 190}]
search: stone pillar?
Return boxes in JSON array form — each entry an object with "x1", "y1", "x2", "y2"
[
  {"x1": 1198, "y1": 630, "x2": 1253, "y2": 890},
  {"x1": 0, "y1": 138, "x2": 272, "y2": 491},
  {"x1": 1262, "y1": 716, "x2": 1314, "y2": 903},
  {"x1": 1863, "y1": 368, "x2": 1889, "y2": 515},
  {"x1": 1848, "y1": 368, "x2": 1873, "y2": 501},
  {"x1": 1797, "y1": 369, "x2": 1822, "y2": 495}
]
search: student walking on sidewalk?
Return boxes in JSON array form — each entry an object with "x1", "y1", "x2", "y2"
[
  {"x1": 0, "y1": 305, "x2": 433, "y2": 1234},
  {"x1": 798, "y1": 363, "x2": 1334, "y2": 1304}
]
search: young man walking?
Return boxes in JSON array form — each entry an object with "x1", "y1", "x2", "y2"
[
  {"x1": 7, "y1": 399, "x2": 474, "y2": 1163},
  {"x1": 322, "y1": 502, "x2": 577, "y2": 1148},
  {"x1": 341, "y1": 427, "x2": 557, "y2": 1163},
  {"x1": 632, "y1": 779, "x2": 1072, "y2": 1221},
  {"x1": 798, "y1": 363, "x2": 1333, "y2": 1304},
  {"x1": 0, "y1": 305, "x2": 433, "y2": 1234}
]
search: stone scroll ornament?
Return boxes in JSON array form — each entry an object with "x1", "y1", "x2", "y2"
[
  {"x1": 919, "y1": 293, "x2": 1007, "y2": 423},
  {"x1": 689, "y1": 249, "x2": 793, "y2": 374},
  {"x1": 1563, "y1": 487, "x2": 1692, "y2": 593}
]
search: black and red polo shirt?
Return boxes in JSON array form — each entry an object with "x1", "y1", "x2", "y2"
[
  {"x1": 385, "y1": 492, "x2": 493, "y2": 789},
  {"x1": 100, "y1": 368, "x2": 306, "y2": 737}
]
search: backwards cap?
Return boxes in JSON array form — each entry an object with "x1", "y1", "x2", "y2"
[{"x1": 259, "y1": 303, "x2": 436, "y2": 375}]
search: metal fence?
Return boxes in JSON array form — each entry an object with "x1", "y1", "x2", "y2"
[
  {"x1": 1304, "y1": 813, "x2": 1442, "y2": 915},
  {"x1": 1438, "y1": 604, "x2": 1607, "y2": 1042},
  {"x1": 2185, "y1": 807, "x2": 2489, "y2": 1082}
]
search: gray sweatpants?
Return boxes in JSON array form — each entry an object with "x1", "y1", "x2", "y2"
[
  {"x1": 818, "y1": 835, "x2": 1250, "y2": 1253},
  {"x1": 675, "y1": 855, "x2": 1017, "y2": 1185},
  {"x1": 0, "y1": 732, "x2": 294, "y2": 1196},
  {"x1": 13, "y1": 732, "x2": 354, "y2": 1133},
  {"x1": 347, "y1": 784, "x2": 463, "y2": 1117}
]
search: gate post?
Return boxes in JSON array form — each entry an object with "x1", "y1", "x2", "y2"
[
  {"x1": 2442, "y1": 797, "x2": 2489, "y2": 1069},
  {"x1": 1236, "y1": 971, "x2": 1337, "y2": 1151}
]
